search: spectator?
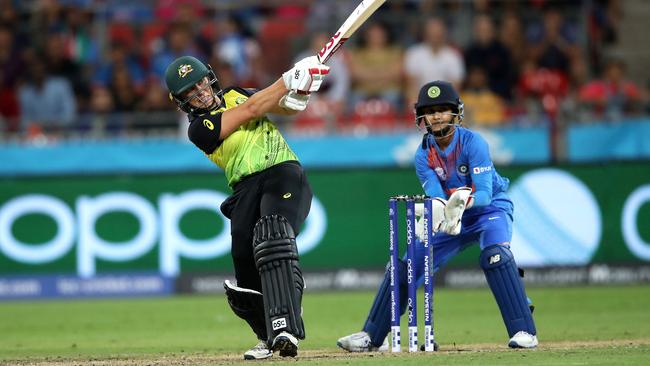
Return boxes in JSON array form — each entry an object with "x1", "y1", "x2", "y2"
[
  {"x1": 464, "y1": 14, "x2": 514, "y2": 100},
  {"x1": 404, "y1": 17, "x2": 465, "y2": 106},
  {"x1": 0, "y1": 24, "x2": 21, "y2": 132},
  {"x1": 151, "y1": 22, "x2": 202, "y2": 80},
  {"x1": 18, "y1": 56, "x2": 77, "y2": 132},
  {"x1": 587, "y1": 0, "x2": 623, "y2": 74},
  {"x1": 43, "y1": 32, "x2": 90, "y2": 109},
  {"x1": 79, "y1": 85, "x2": 121, "y2": 136},
  {"x1": 527, "y1": 8, "x2": 579, "y2": 76},
  {"x1": 213, "y1": 15, "x2": 262, "y2": 87},
  {"x1": 132, "y1": 78, "x2": 178, "y2": 132},
  {"x1": 578, "y1": 57, "x2": 642, "y2": 121},
  {"x1": 62, "y1": 6, "x2": 100, "y2": 66},
  {"x1": 109, "y1": 64, "x2": 141, "y2": 112},
  {"x1": 461, "y1": 66, "x2": 507, "y2": 127},
  {"x1": 207, "y1": 54, "x2": 237, "y2": 90},
  {"x1": 138, "y1": 78, "x2": 174, "y2": 113},
  {"x1": 347, "y1": 22, "x2": 403, "y2": 112},
  {"x1": 94, "y1": 41, "x2": 145, "y2": 91},
  {"x1": 0, "y1": 0, "x2": 28, "y2": 48},
  {"x1": 28, "y1": 0, "x2": 66, "y2": 51},
  {"x1": 499, "y1": 11, "x2": 527, "y2": 73}
]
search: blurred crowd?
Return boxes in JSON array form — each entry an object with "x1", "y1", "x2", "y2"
[{"x1": 0, "y1": 0, "x2": 647, "y2": 140}]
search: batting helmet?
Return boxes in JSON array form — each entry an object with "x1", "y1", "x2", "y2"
[{"x1": 165, "y1": 55, "x2": 222, "y2": 114}]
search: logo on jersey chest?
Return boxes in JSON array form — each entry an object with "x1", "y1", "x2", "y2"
[{"x1": 457, "y1": 164, "x2": 469, "y2": 176}]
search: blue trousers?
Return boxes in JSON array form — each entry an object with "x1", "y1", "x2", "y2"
[{"x1": 362, "y1": 206, "x2": 531, "y2": 346}]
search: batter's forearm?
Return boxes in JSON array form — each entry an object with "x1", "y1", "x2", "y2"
[
  {"x1": 220, "y1": 79, "x2": 288, "y2": 138},
  {"x1": 244, "y1": 79, "x2": 287, "y2": 118}
]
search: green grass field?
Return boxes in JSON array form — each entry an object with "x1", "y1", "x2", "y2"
[{"x1": 1, "y1": 285, "x2": 649, "y2": 365}]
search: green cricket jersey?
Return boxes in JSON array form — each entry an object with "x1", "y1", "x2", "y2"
[{"x1": 187, "y1": 87, "x2": 298, "y2": 187}]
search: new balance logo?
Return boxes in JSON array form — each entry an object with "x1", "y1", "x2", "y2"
[
  {"x1": 489, "y1": 254, "x2": 501, "y2": 264},
  {"x1": 272, "y1": 318, "x2": 287, "y2": 331}
]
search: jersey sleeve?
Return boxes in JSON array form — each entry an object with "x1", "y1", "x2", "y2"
[
  {"x1": 188, "y1": 112, "x2": 224, "y2": 154},
  {"x1": 415, "y1": 146, "x2": 445, "y2": 198},
  {"x1": 467, "y1": 132, "x2": 493, "y2": 207},
  {"x1": 225, "y1": 86, "x2": 257, "y2": 97}
]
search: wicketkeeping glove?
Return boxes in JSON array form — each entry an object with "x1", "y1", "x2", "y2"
[
  {"x1": 440, "y1": 187, "x2": 473, "y2": 235},
  {"x1": 414, "y1": 198, "x2": 447, "y2": 241}
]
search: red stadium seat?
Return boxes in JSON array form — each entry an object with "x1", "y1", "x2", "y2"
[
  {"x1": 518, "y1": 68, "x2": 569, "y2": 115},
  {"x1": 291, "y1": 99, "x2": 331, "y2": 135},
  {"x1": 339, "y1": 99, "x2": 398, "y2": 133}
]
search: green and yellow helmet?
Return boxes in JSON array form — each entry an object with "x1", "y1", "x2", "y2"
[{"x1": 164, "y1": 55, "x2": 222, "y2": 114}]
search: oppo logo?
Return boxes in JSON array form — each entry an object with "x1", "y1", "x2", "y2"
[
  {"x1": 0, "y1": 191, "x2": 326, "y2": 278},
  {"x1": 510, "y1": 169, "x2": 650, "y2": 265}
]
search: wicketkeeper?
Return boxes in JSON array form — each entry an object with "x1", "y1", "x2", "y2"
[{"x1": 338, "y1": 80, "x2": 538, "y2": 351}]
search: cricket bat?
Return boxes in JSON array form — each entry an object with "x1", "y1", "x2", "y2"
[{"x1": 316, "y1": 0, "x2": 387, "y2": 64}]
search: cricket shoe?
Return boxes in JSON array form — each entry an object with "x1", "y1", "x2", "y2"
[
  {"x1": 271, "y1": 331, "x2": 299, "y2": 357},
  {"x1": 243, "y1": 340, "x2": 272, "y2": 360},
  {"x1": 508, "y1": 331, "x2": 538, "y2": 349},
  {"x1": 337, "y1": 331, "x2": 388, "y2": 352}
]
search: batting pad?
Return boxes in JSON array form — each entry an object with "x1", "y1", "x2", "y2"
[
  {"x1": 480, "y1": 245, "x2": 537, "y2": 337},
  {"x1": 253, "y1": 215, "x2": 305, "y2": 340},
  {"x1": 223, "y1": 280, "x2": 267, "y2": 341}
]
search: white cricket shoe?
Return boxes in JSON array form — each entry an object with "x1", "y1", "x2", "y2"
[
  {"x1": 337, "y1": 331, "x2": 389, "y2": 352},
  {"x1": 508, "y1": 331, "x2": 538, "y2": 349},
  {"x1": 243, "y1": 340, "x2": 272, "y2": 360},
  {"x1": 271, "y1": 331, "x2": 299, "y2": 357}
]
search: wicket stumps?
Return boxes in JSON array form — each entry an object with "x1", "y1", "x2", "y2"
[{"x1": 389, "y1": 195, "x2": 435, "y2": 353}]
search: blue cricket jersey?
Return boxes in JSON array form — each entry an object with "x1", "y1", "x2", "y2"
[{"x1": 414, "y1": 127, "x2": 513, "y2": 216}]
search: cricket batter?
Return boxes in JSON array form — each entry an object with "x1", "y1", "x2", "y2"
[
  {"x1": 338, "y1": 80, "x2": 538, "y2": 351},
  {"x1": 164, "y1": 55, "x2": 329, "y2": 359}
]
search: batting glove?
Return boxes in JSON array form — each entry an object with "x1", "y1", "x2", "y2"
[
  {"x1": 282, "y1": 56, "x2": 330, "y2": 93},
  {"x1": 279, "y1": 91, "x2": 310, "y2": 111},
  {"x1": 440, "y1": 187, "x2": 473, "y2": 235}
]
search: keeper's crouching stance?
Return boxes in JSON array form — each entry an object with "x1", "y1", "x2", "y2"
[{"x1": 337, "y1": 81, "x2": 537, "y2": 352}]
